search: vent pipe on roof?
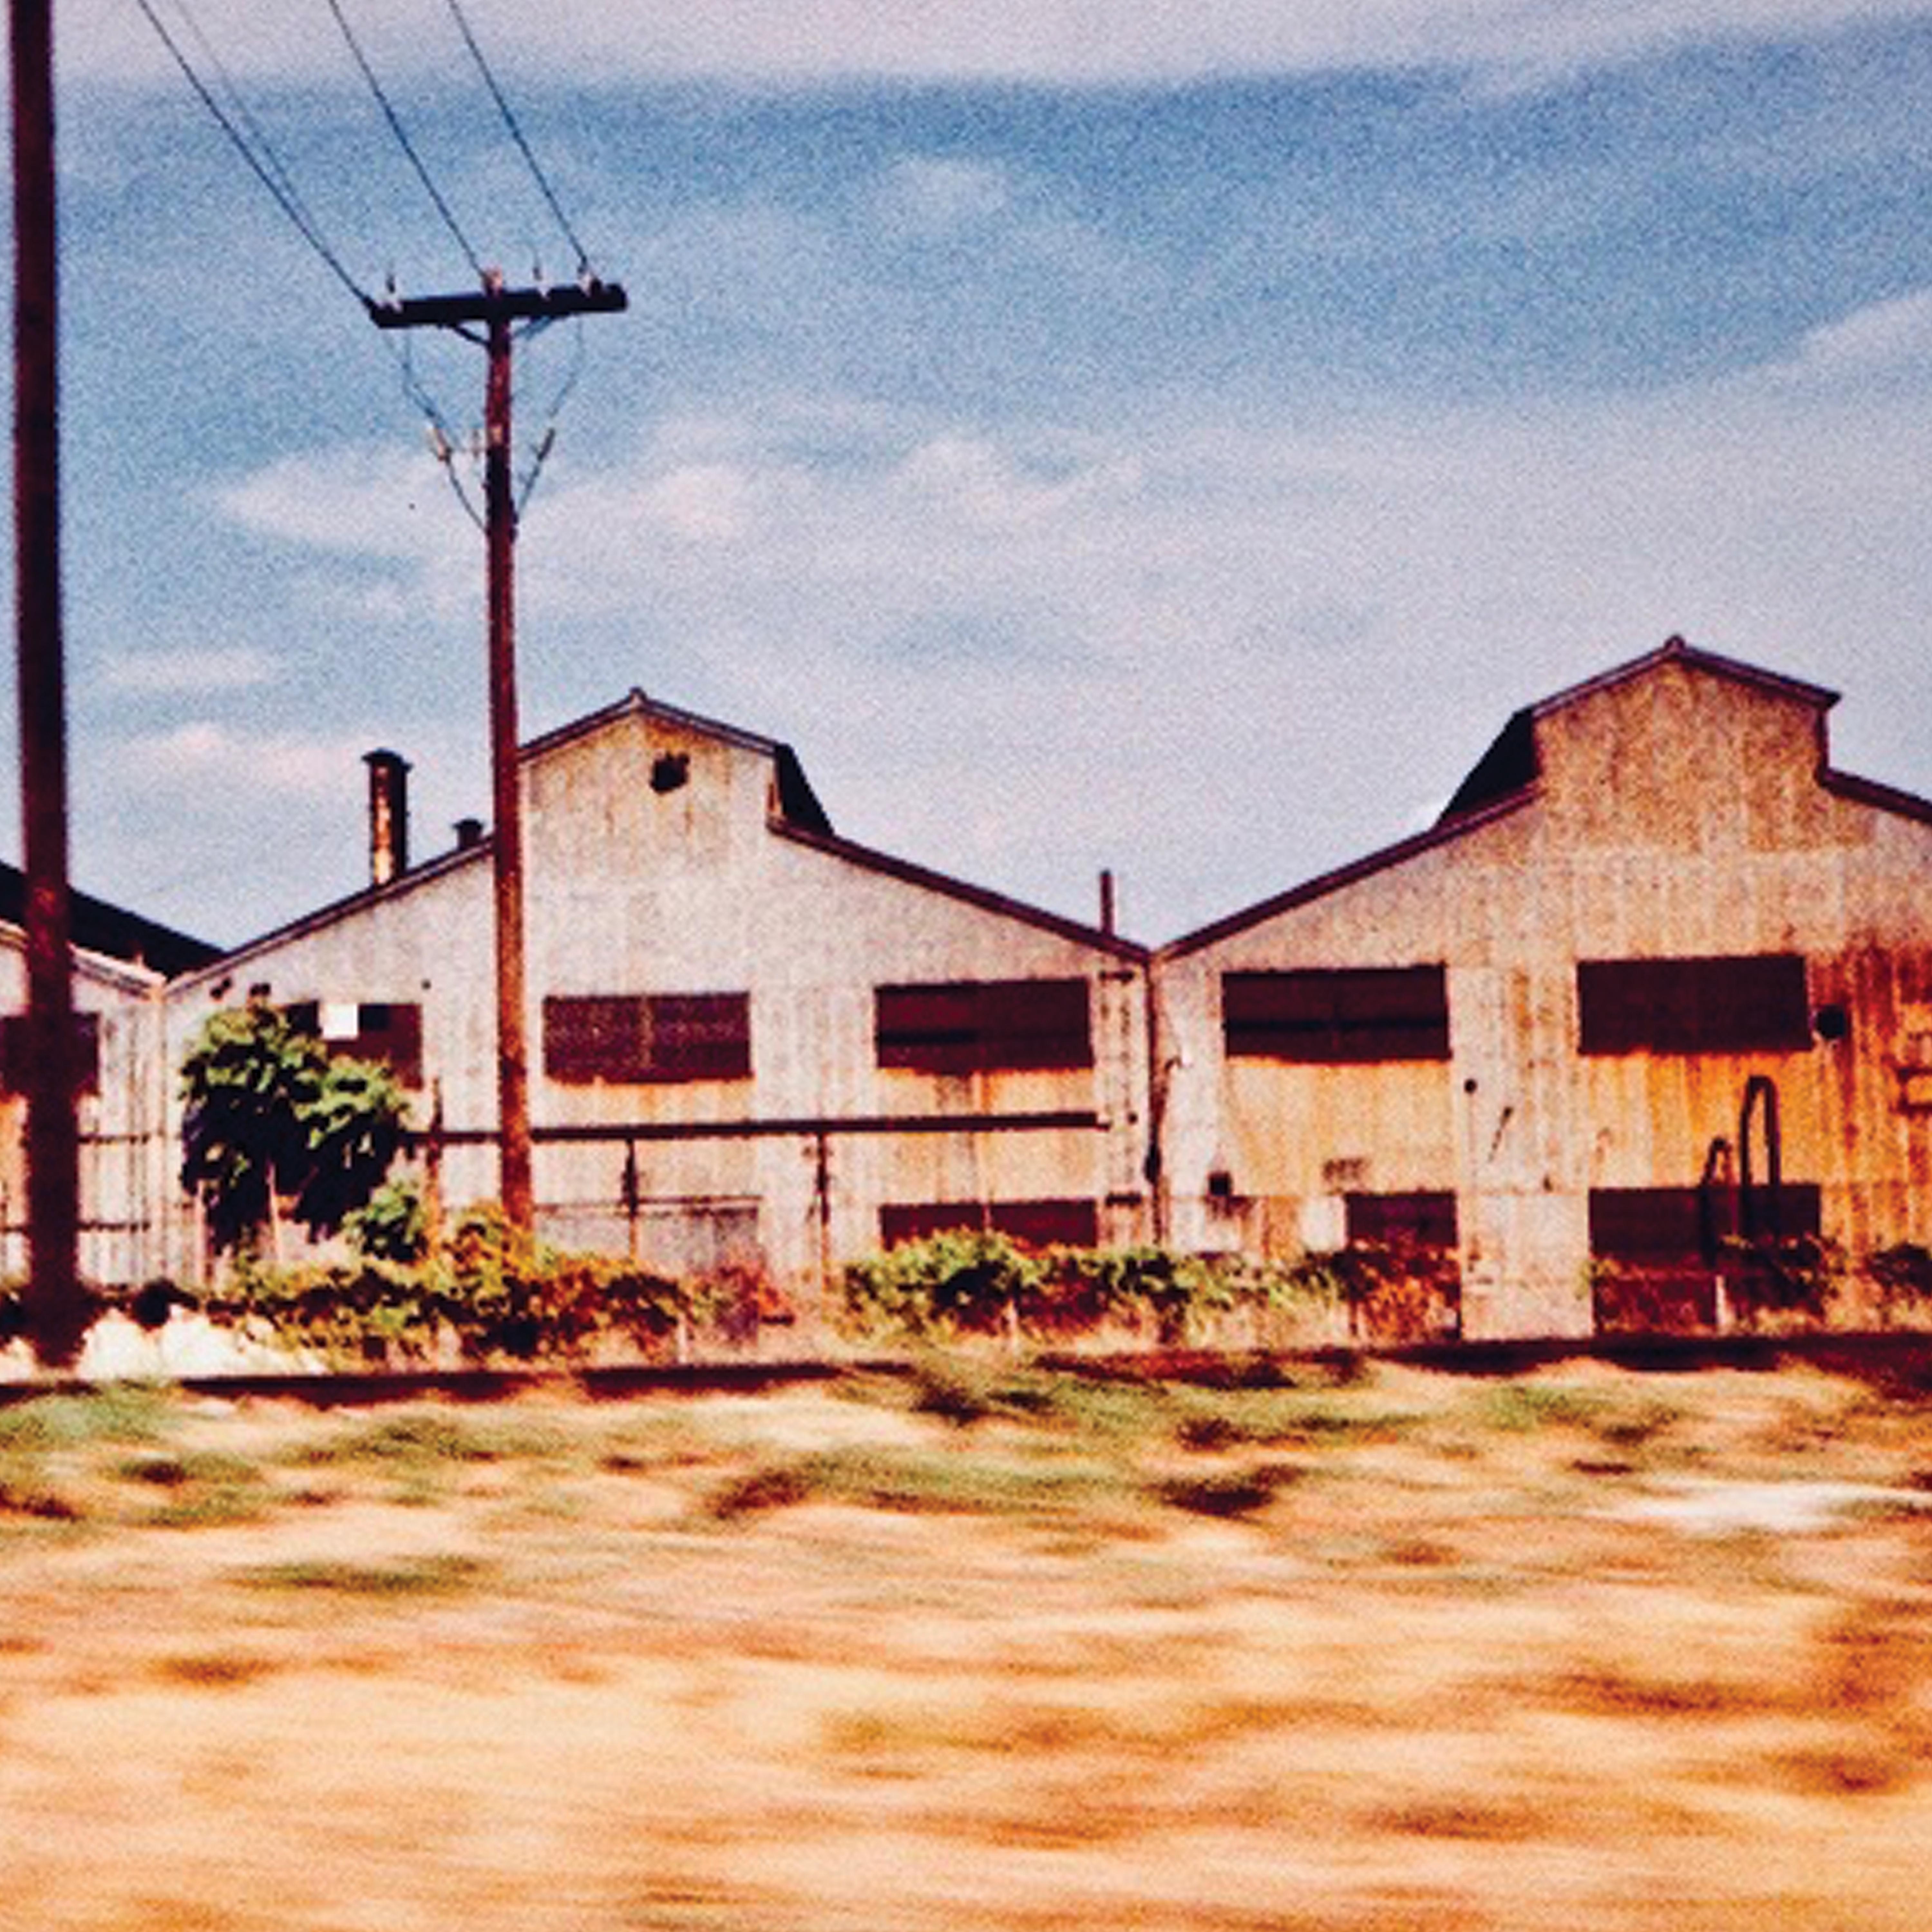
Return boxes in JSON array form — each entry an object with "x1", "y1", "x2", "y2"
[
  {"x1": 364, "y1": 749, "x2": 410, "y2": 887},
  {"x1": 454, "y1": 817, "x2": 484, "y2": 852},
  {"x1": 1099, "y1": 868, "x2": 1116, "y2": 937}
]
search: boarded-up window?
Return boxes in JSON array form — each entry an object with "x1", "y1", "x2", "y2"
[
  {"x1": 543, "y1": 992, "x2": 751, "y2": 1085},
  {"x1": 0, "y1": 1010, "x2": 101, "y2": 1096},
  {"x1": 1223, "y1": 966, "x2": 1450, "y2": 1064},
  {"x1": 879, "y1": 1198, "x2": 1099, "y2": 1249},
  {"x1": 286, "y1": 1000, "x2": 424, "y2": 1087},
  {"x1": 876, "y1": 979, "x2": 1092, "y2": 1074},
  {"x1": 1345, "y1": 1191, "x2": 1458, "y2": 1250},
  {"x1": 1588, "y1": 1185, "x2": 1822, "y2": 1267},
  {"x1": 1577, "y1": 955, "x2": 1811, "y2": 1056}
]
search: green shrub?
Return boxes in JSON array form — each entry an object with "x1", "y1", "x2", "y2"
[
  {"x1": 204, "y1": 1203, "x2": 703, "y2": 1366},
  {"x1": 842, "y1": 1236, "x2": 1375, "y2": 1347},
  {"x1": 1042, "y1": 1246, "x2": 1229, "y2": 1344},
  {"x1": 841, "y1": 1230, "x2": 1044, "y2": 1340},
  {"x1": 204, "y1": 1256, "x2": 442, "y2": 1364},
  {"x1": 345, "y1": 1178, "x2": 429, "y2": 1264}
]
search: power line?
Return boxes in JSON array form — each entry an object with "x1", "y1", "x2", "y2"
[
  {"x1": 134, "y1": 0, "x2": 606, "y2": 520},
  {"x1": 323, "y1": 0, "x2": 485, "y2": 280},
  {"x1": 130, "y1": 0, "x2": 371, "y2": 307},
  {"x1": 444, "y1": 0, "x2": 591, "y2": 275},
  {"x1": 516, "y1": 316, "x2": 587, "y2": 511}
]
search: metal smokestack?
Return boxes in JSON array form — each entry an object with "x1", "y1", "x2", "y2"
[{"x1": 364, "y1": 749, "x2": 411, "y2": 887}]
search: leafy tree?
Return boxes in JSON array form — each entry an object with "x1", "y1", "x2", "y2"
[{"x1": 180, "y1": 1003, "x2": 409, "y2": 1257}]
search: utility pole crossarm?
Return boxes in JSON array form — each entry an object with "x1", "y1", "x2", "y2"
[{"x1": 368, "y1": 278, "x2": 627, "y2": 331}]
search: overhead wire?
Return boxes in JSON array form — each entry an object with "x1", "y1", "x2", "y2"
[
  {"x1": 322, "y1": 0, "x2": 486, "y2": 281},
  {"x1": 444, "y1": 0, "x2": 592, "y2": 276},
  {"x1": 515, "y1": 316, "x2": 587, "y2": 512},
  {"x1": 133, "y1": 0, "x2": 608, "y2": 522},
  {"x1": 130, "y1": 0, "x2": 371, "y2": 308},
  {"x1": 131, "y1": 0, "x2": 482, "y2": 502}
]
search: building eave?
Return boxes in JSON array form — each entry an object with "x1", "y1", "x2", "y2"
[
  {"x1": 771, "y1": 820, "x2": 1148, "y2": 962},
  {"x1": 1160, "y1": 789, "x2": 1538, "y2": 961},
  {"x1": 1819, "y1": 766, "x2": 1932, "y2": 827},
  {"x1": 0, "y1": 863, "x2": 219, "y2": 976},
  {"x1": 1529, "y1": 635, "x2": 1840, "y2": 723},
  {"x1": 166, "y1": 842, "x2": 488, "y2": 993}
]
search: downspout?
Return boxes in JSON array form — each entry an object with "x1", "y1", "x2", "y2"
[{"x1": 1142, "y1": 954, "x2": 1169, "y2": 1247}]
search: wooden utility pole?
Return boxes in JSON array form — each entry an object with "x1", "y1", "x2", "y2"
[
  {"x1": 12, "y1": 0, "x2": 84, "y2": 1367},
  {"x1": 369, "y1": 271, "x2": 625, "y2": 1236}
]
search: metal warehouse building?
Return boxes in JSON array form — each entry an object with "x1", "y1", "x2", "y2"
[
  {"x1": 1154, "y1": 639, "x2": 1932, "y2": 1338},
  {"x1": 7, "y1": 635, "x2": 1932, "y2": 1341},
  {"x1": 157, "y1": 690, "x2": 1153, "y2": 1296}
]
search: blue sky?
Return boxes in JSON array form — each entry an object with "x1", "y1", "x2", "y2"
[{"x1": 22, "y1": 1, "x2": 1932, "y2": 946}]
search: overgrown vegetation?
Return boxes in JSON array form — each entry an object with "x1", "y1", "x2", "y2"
[
  {"x1": 838, "y1": 1232, "x2": 1457, "y2": 1349},
  {"x1": 199, "y1": 1202, "x2": 709, "y2": 1366},
  {"x1": 179, "y1": 1002, "x2": 409, "y2": 1258}
]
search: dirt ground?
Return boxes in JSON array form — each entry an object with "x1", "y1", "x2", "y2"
[{"x1": 1, "y1": 1356, "x2": 1928, "y2": 1931}]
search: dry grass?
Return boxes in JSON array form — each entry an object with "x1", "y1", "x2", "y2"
[{"x1": 0, "y1": 1359, "x2": 1927, "y2": 1929}]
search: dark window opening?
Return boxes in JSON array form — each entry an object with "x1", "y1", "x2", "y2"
[
  {"x1": 544, "y1": 991, "x2": 751, "y2": 1085},
  {"x1": 1223, "y1": 966, "x2": 1450, "y2": 1065},
  {"x1": 0, "y1": 1010, "x2": 101, "y2": 1097},
  {"x1": 650, "y1": 752, "x2": 690, "y2": 794},
  {"x1": 285, "y1": 1000, "x2": 424, "y2": 1088},
  {"x1": 1578, "y1": 955, "x2": 1811, "y2": 1056},
  {"x1": 1344, "y1": 1190, "x2": 1458, "y2": 1251},
  {"x1": 879, "y1": 1198, "x2": 1099, "y2": 1250},
  {"x1": 1588, "y1": 1184, "x2": 1822, "y2": 1269},
  {"x1": 1589, "y1": 1182, "x2": 1823, "y2": 1331},
  {"x1": 876, "y1": 978, "x2": 1092, "y2": 1075}
]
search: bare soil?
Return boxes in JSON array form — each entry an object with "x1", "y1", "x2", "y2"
[{"x1": 1, "y1": 1358, "x2": 1928, "y2": 1931}]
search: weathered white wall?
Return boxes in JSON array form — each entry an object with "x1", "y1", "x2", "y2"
[{"x1": 159, "y1": 696, "x2": 1151, "y2": 1308}]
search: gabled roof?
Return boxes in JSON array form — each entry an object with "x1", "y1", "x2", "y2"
[
  {"x1": 175, "y1": 685, "x2": 1139, "y2": 979},
  {"x1": 1439, "y1": 636, "x2": 1837, "y2": 827},
  {"x1": 0, "y1": 864, "x2": 219, "y2": 977},
  {"x1": 1163, "y1": 637, "x2": 1922, "y2": 961},
  {"x1": 525, "y1": 688, "x2": 833, "y2": 835}
]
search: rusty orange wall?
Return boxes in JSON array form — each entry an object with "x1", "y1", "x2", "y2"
[{"x1": 1159, "y1": 661, "x2": 1932, "y2": 1337}]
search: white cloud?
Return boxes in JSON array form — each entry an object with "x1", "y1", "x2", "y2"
[
  {"x1": 100, "y1": 647, "x2": 277, "y2": 695},
  {"x1": 71, "y1": 0, "x2": 1932, "y2": 88},
  {"x1": 874, "y1": 159, "x2": 1013, "y2": 237},
  {"x1": 218, "y1": 445, "x2": 460, "y2": 560},
  {"x1": 894, "y1": 435, "x2": 1142, "y2": 531},
  {"x1": 1782, "y1": 289, "x2": 1932, "y2": 378},
  {"x1": 126, "y1": 720, "x2": 384, "y2": 799},
  {"x1": 639, "y1": 464, "x2": 760, "y2": 542},
  {"x1": 494, "y1": 358, "x2": 1932, "y2": 936}
]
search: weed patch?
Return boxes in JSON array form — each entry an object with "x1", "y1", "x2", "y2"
[
  {"x1": 234, "y1": 1553, "x2": 491, "y2": 1598},
  {"x1": 1153, "y1": 1461, "x2": 1301, "y2": 1520},
  {"x1": 0, "y1": 1386, "x2": 175, "y2": 1453}
]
